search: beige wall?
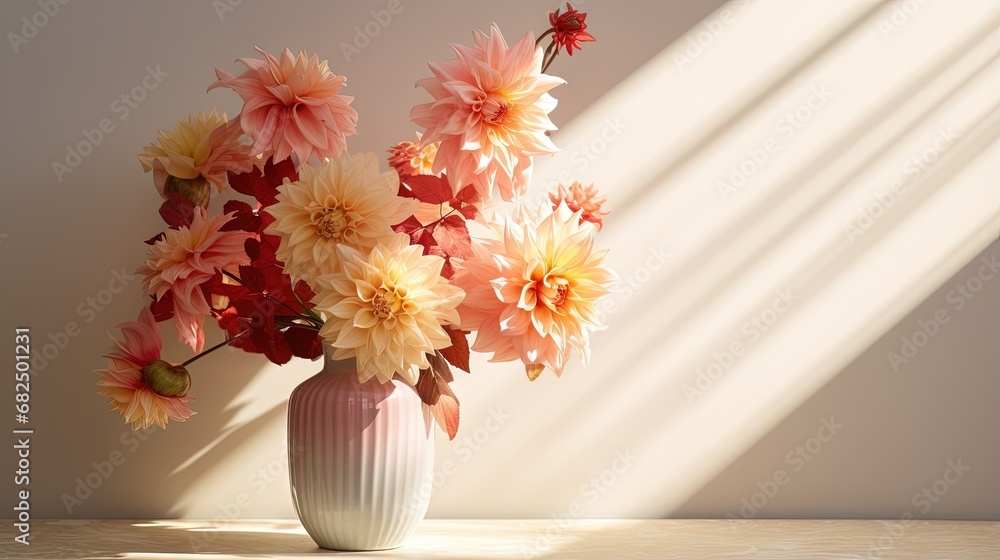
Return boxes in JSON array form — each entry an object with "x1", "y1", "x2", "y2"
[
  {"x1": 675, "y1": 238, "x2": 1000, "y2": 521},
  {"x1": 1, "y1": 0, "x2": 997, "y2": 521}
]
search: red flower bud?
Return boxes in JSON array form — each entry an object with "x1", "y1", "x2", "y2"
[{"x1": 547, "y1": 3, "x2": 595, "y2": 56}]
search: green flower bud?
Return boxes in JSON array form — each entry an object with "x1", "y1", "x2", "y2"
[
  {"x1": 141, "y1": 359, "x2": 192, "y2": 397},
  {"x1": 164, "y1": 175, "x2": 211, "y2": 208}
]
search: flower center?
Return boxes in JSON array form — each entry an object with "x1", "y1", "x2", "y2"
[
  {"x1": 315, "y1": 208, "x2": 347, "y2": 239},
  {"x1": 481, "y1": 94, "x2": 510, "y2": 126},
  {"x1": 372, "y1": 290, "x2": 397, "y2": 318},
  {"x1": 551, "y1": 285, "x2": 569, "y2": 307}
]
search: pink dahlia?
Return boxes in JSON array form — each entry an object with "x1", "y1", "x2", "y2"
[
  {"x1": 95, "y1": 307, "x2": 195, "y2": 429},
  {"x1": 549, "y1": 182, "x2": 609, "y2": 230},
  {"x1": 210, "y1": 47, "x2": 358, "y2": 164},
  {"x1": 137, "y1": 207, "x2": 254, "y2": 353},
  {"x1": 453, "y1": 201, "x2": 617, "y2": 379},
  {"x1": 410, "y1": 24, "x2": 564, "y2": 202}
]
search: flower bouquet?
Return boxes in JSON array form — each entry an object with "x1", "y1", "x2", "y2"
[{"x1": 95, "y1": 3, "x2": 614, "y2": 550}]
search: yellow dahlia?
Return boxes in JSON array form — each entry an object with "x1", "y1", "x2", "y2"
[
  {"x1": 263, "y1": 152, "x2": 419, "y2": 283},
  {"x1": 453, "y1": 201, "x2": 617, "y2": 379},
  {"x1": 137, "y1": 109, "x2": 252, "y2": 205},
  {"x1": 312, "y1": 233, "x2": 464, "y2": 385}
]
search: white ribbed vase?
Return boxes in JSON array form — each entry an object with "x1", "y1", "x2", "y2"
[{"x1": 287, "y1": 346, "x2": 434, "y2": 551}]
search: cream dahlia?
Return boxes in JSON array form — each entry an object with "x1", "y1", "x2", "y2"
[
  {"x1": 312, "y1": 233, "x2": 464, "y2": 385},
  {"x1": 411, "y1": 24, "x2": 564, "y2": 202},
  {"x1": 210, "y1": 47, "x2": 358, "y2": 164},
  {"x1": 549, "y1": 182, "x2": 609, "y2": 230},
  {"x1": 95, "y1": 307, "x2": 195, "y2": 429},
  {"x1": 137, "y1": 207, "x2": 254, "y2": 353},
  {"x1": 264, "y1": 152, "x2": 419, "y2": 283},
  {"x1": 137, "y1": 109, "x2": 252, "y2": 205},
  {"x1": 387, "y1": 132, "x2": 439, "y2": 178},
  {"x1": 453, "y1": 201, "x2": 617, "y2": 379}
]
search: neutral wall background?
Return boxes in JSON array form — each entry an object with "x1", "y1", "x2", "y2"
[{"x1": 1, "y1": 0, "x2": 997, "y2": 522}]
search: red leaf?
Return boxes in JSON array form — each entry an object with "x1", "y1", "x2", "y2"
[
  {"x1": 393, "y1": 216, "x2": 440, "y2": 256},
  {"x1": 416, "y1": 352, "x2": 452, "y2": 404},
  {"x1": 223, "y1": 200, "x2": 254, "y2": 215},
  {"x1": 269, "y1": 333, "x2": 293, "y2": 365},
  {"x1": 402, "y1": 175, "x2": 453, "y2": 205},
  {"x1": 144, "y1": 232, "x2": 165, "y2": 246},
  {"x1": 226, "y1": 296, "x2": 293, "y2": 365},
  {"x1": 440, "y1": 257, "x2": 455, "y2": 279},
  {"x1": 149, "y1": 291, "x2": 175, "y2": 322},
  {"x1": 433, "y1": 215, "x2": 474, "y2": 259},
  {"x1": 415, "y1": 352, "x2": 461, "y2": 439},
  {"x1": 238, "y1": 265, "x2": 267, "y2": 293},
  {"x1": 250, "y1": 325, "x2": 292, "y2": 365},
  {"x1": 450, "y1": 184, "x2": 484, "y2": 222},
  {"x1": 292, "y1": 279, "x2": 316, "y2": 306},
  {"x1": 415, "y1": 229, "x2": 438, "y2": 255},
  {"x1": 284, "y1": 326, "x2": 323, "y2": 359},
  {"x1": 458, "y1": 204, "x2": 481, "y2": 221},
  {"x1": 264, "y1": 157, "x2": 298, "y2": 182},
  {"x1": 416, "y1": 368, "x2": 441, "y2": 406},
  {"x1": 158, "y1": 193, "x2": 195, "y2": 228},
  {"x1": 393, "y1": 215, "x2": 423, "y2": 236},
  {"x1": 429, "y1": 350, "x2": 454, "y2": 383},
  {"x1": 244, "y1": 238, "x2": 261, "y2": 261},
  {"x1": 220, "y1": 213, "x2": 263, "y2": 233},
  {"x1": 227, "y1": 156, "x2": 297, "y2": 207},
  {"x1": 439, "y1": 326, "x2": 471, "y2": 373},
  {"x1": 453, "y1": 183, "x2": 483, "y2": 206},
  {"x1": 430, "y1": 390, "x2": 460, "y2": 440}
]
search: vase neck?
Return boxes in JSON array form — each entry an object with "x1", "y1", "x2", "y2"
[{"x1": 321, "y1": 343, "x2": 358, "y2": 375}]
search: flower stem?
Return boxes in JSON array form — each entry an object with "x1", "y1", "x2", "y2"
[
  {"x1": 535, "y1": 28, "x2": 554, "y2": 47},
  {"x1": 181, "y1": 333, "x2": 246, "y2": 367},
  {"x1": 541, "y1": 41, "x2": 559, "y2": 73}
]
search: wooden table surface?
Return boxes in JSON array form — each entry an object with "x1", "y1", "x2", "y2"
[{"x1": 3, "y1": 519, "x2": 998, "y2": 559}]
